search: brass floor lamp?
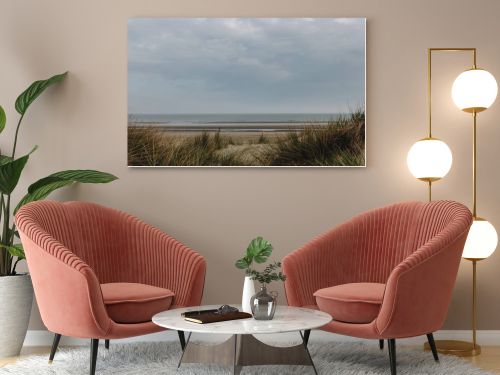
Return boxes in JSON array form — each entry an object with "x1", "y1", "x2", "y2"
[{"x1": 407, "y1": 48, "x2": 498, "y2": 357}]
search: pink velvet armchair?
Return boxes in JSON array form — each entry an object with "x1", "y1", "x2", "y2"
[
  {"x1": 16, "y1": 200, "x2": 206, "y2": 375},
  {"x1": 283, "y1": 200, "x2": 472, "y2": 375}
]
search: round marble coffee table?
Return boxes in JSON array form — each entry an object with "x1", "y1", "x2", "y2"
[{"x1": 153, "y1": 305, "x2": 332, "y2": 374}]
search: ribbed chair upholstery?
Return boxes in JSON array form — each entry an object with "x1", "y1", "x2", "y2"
[
  {"x1": 283, "y1": 200, "x2": 472, "y2": 375},
  {"x1": 16, "y1": 200, "x2": 206, "y2": 375}
]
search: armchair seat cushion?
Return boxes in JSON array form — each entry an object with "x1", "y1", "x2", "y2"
[
  {"x1": 101, "y1": 283, "x2": 174, "y2": 324},
  {"x1": 314, "y1": 283, "x2": 385, "y2": 324}
]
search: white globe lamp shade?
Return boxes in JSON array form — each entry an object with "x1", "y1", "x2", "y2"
[
  {"x1": 407, "y1": 138, "x2": 453, "y2": 181},
  {"x1": 462, "y1": 218, "x2": 498, "y2": 260},
  {"x1": 452, "y1": 69, "x2": 498, "y2": 113}
]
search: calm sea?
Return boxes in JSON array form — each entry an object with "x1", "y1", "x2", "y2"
[{"x1": 128, "y1": 113, "x2": 339, "y2": 130}]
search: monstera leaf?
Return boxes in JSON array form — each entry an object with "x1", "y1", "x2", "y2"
[
  {"x1": 235, "y1": 258, "x2": 251, "y2": 269},
  {"x1": 235, "y1": 236, "x2": 274, "y2": 269},
  {"x1": 15, "y1": 72, "x2": 67, "y2": 115},
  {"x1": 246, "y1": 236, "x2": 273, "y2": 263},
  {"x1": 15, "y1": 169, "x2": 117, "y2": 213}
]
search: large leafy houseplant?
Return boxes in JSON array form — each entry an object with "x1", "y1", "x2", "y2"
[{"x1": 0, "y1": 72, "x2": 117, "y2": 276}]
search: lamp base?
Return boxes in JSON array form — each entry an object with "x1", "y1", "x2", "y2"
[{"x1": 423, "y1": 340, "x2": 481, "y2": 357}]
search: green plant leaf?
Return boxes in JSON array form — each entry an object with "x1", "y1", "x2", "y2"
[
  {"x1": 254, "y1": 253, "x2": 271, "y2": 263},
  {"x1": 246, "y1": 237, "x2": 273, "y2": 264},
  {"x1": 49, "y1": 169, "x2": 118, "y2": 183},
  {"x1": 16, "y1": 180, "x2": 74, "y2": 213},
  {"x1": 7, "y1": 228, "x2": 20, "y2": 241},
  {"x1": 0, "y1": 244, "x2": 25, "y2": 259},
  {"x1": 0, "y1": 155, "x2": 13, "y2": 165},
  {"x1": 15, "y1": 72, "x2": 67, "y2": 115},
  {"x1": 27, "y1": 169, "x2": 117, "y2": 194},
  {"x1": 14, "y1": 169, "x2": 117, "y2": 214},
  {"x1": 0, "y1": 105, "x2": 5, "y2": 134},
  {"x1": 235, "y1": 258, "x2": 250, "y2": 269},
  {"x1": 0, "y1": 148, "x2": 37, "y2": 194}
]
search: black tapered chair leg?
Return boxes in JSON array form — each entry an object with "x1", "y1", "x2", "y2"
[
  {"x1": 105, "y1": 339, "x2": 110, "y2": 350},
  {"x1": 426, "y1": 333, "x2": 439, "y2": 362},
  {"x1": 379, "y1": 339, "x2": 384, "y2": 350},
  {"x1": 48, "y1": 333, "x2": 62, "y2": 363},
  {"x1": 388, "y1": 339, "x2": 396, "y2": 375},
  {"x1": 90, "y1": 339, "x2": 99, "y2": 375},
  {"x1": 303, "y1": 329, "x2": 311, "y2": 347},
  {"x1": 177, "y1": 330, "x2": 186, "y2": 350}
]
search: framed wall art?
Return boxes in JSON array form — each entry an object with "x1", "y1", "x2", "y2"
[{"x1": 128, "y1": 18, "x2": 366, "y2": 167}]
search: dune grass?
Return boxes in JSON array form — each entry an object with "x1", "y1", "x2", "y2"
[
  {"x1": 128, "y1": 111, "x2": 365, "y2": 167},
  {"x1": 128, "y1": 128, "x2": 244, "y2": 166},
  {"x1": 258, "y1": 111, "x2": 365, "y2": 166}
]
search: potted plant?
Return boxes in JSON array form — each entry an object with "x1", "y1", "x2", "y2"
[
  {"x1": 0, "y1": 72, "x2": 117, "y2": 358},
  {"x1": 235, "y1": 237, "x2": 286, "y2": 318},
  {"x1": 235, "y1": 237, "x2": 273, "y2": 313}
]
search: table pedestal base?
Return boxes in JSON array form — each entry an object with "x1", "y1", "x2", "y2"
[{"x1": 178, "y1": 332, "x2": 317, "y2": 374}]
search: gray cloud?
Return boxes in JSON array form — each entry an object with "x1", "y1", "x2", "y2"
[{"x1": 128, "y1": 18, "x2": 365, "y2": 114}]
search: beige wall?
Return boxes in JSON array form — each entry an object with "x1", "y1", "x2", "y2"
[{"x1": 1, "y1": 0, "x2": 500, "y2": 331}]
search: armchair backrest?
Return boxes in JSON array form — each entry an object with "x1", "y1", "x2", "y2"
[
  {"x1": 344, "y1": 200, "x2": 470, "y2": 284},
  {"x1": 341, "y1": 201, "x2": 422, "y2": 284},
  {"x1": 16, "y1": 200, "x2": 132, "y2": 283}
]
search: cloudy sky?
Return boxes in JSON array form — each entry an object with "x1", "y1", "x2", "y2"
[{"x1": 128, "y1": 18, "x2": 365, "y2": 114}]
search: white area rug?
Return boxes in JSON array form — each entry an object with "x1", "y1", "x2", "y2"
[{"x1": 0, "y1": 341, "x2": 494, "y2": 374}]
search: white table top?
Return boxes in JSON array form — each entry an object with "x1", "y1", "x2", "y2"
[{"x1": 152, "y1": 305, "x2": 332, "y2": 335}]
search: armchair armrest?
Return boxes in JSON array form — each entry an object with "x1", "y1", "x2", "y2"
[
  {"x1": 376, "y1": 227, "x2": 470, "y2": 338},
  {"x1": 17, "y1": 230, "x2": 111, "y2": 339}
]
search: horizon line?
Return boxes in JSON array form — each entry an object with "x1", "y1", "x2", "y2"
[{"x1": 128, "y1": 111, "x2": 363, "y2": 115}]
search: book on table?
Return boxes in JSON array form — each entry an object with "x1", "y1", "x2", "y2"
[{"x1": 182, "y1": 309, "x2": 252, "y2": 324}]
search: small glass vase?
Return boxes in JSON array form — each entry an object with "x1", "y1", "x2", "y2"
[{"x1": 250, "y1": 285, "x2": 278, "y2": 320}]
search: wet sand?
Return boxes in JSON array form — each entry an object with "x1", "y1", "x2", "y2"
[
  {"x1": 128, "y1": 123, "x2": 304, "y2": 142},
  {"x1": 128, "y1": 122, "x2": 324, "y2": 132}
]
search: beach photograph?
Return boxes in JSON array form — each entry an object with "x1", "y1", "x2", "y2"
[{"x1": 128, "y1": 18, "x2": 366, "y2": 167}]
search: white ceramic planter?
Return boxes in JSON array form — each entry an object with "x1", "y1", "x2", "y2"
[
  {"x1": 241, "y1": 276, "x2": 255, "y2": 313},
  {"x1": 0, "y1": 274, "x2": 33, "y2": 358}
]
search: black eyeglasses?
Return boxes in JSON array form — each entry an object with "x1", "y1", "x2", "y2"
[{"x1": 215, "y1": 305, "x2": 239, "y2": 315}]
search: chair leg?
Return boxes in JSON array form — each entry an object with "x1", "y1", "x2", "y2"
[
  {"x1": 426, "y1": 333, "x2": 439, "y2": 362},
  {"x1": 48, "y1": 333, "x2": 62, "y2": 363},
  {"x1": 105, "y1": 339, "x2": 110, "y2": 350},
  {"x1": 303, "y1": 329, "x2": 311, "y2": 347},
  {"x1": 388, "y1": 339, "x2": 396, "y2": 375},
  {"x1": 177, "y1": 330, "x2": 186, "y2": 350},
  {"x1": 90, "y1": 339, "x2": 99, "y2": 375},
  {"x1": 379, "y1": 339, "x2": 384, "y2": 350}
]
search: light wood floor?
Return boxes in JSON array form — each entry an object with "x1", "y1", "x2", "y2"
[
  {"x1": 466, "y1": 346, "x2": 500, "y2": 373},
  {"x1": 1, "y1": 345, "x2": 500, "y2": 372}
]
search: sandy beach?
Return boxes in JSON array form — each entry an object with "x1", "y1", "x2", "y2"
[
  {"x1": 128, "y1": 123, "x2": 295, "y2": 145},
  {"x1": 127, "y1": 121, "x2": 325, "y2": 132}
]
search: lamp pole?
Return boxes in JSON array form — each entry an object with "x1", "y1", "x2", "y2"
[
  {"x1": 423, "y1": 47, "x2": 483, "y2": 357},
  {"x1": 469, "y1": 108, "x2": 479, "y2": 352}
]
